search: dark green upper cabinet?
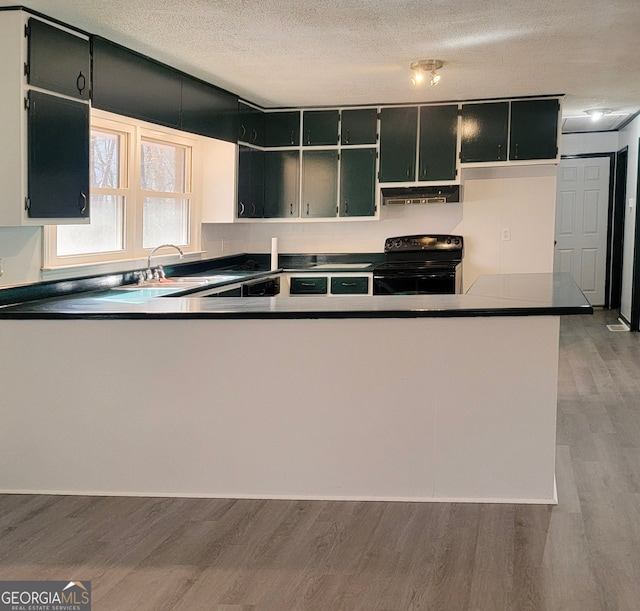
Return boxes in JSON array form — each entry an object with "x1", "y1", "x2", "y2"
[
  {"x1": 239, "y1": 102, "x2": 265, "y2": 145},
  {"x1": 509, "y1": 99, "x2": 559, "y2": 161},
  {"x1": 265, "y1": 111, "x2": 300, "y2": 147},
  {"x1": 237, "y1": 146, "x2": 264, "y2": 218},
  {"x1": 460, "y1": 102, "x2": 509, "y2": 163},
  {"x1": 264, "y1": 150, "x2": 300, "y2": 218},
  {"x1": 419, "y1": 105, "x2": 458, "y2": 181},
  {"x1": 379, "y1": 106, "x2": 418, "y2": 182},
  {"x1": 180, "y1": 76, "x2": 238, "y2": 143},
  {"x1": 302, "y1": 150, "x2": 338, "y2": 217},
  {"x1": 340, "y1": 108, "x2": 378, "y2": 145},
  {"x1": 302, "y1": 110, "x2": 339, "y2": 146},
  {"x1": 340, "y1": 148, "x2": 376, "y2": 217},
  {"x1": 92, "y1": 37, "x2": 182, "y2": 129},
  {"x1": 27, "y1": 91, "x2": 89, "y2": 218},
  {"x1": 27, "y1": 18, "x2": 90, "y2": 100}
]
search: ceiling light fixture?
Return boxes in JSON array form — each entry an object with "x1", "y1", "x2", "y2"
[
  {"x1": 585, "y1": 108, "x2": 612, "y2": 121},
  {"x1": 411, "y1": 59, "x2": 443, "y2": 86}
]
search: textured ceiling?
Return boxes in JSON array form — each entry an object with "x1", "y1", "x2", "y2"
[{"x1": 3, "y1": 0, "x2": 640, "y2": 129}]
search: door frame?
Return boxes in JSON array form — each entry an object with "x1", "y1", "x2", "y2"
[
  {"x1": 558, "y1": 152, "x2": 615, "y2": 306},
  {"x1": 630, "y1": 139, "x2": 640, "y2": 330},
  {"x1": 610, "y1": 147, "x2": 628, "y2": 311}
]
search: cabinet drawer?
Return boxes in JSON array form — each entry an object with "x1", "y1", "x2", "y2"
[
  {"x1": 290, "y1": 277, "x2": 328, "y2": 295},
  {"x1": 330, "y1": 276, "x2": 369, "y2": 294}
]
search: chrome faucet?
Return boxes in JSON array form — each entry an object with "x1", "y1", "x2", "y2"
[{"x1": 145, "y1": 244, "x2": 184, "y2": 281}]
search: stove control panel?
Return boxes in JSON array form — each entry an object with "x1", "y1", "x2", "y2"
[{"x1": 384, "y1": 234, "x2": 463, "y2": 253}]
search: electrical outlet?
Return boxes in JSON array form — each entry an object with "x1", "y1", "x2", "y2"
[{"x1": 502, "y1": 227, "x2": 511, "y2": 241}]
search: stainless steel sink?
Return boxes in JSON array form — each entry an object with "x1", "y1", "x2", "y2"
[{"x1": 117, "y1": 277, "x2": 210, "y2": 290}]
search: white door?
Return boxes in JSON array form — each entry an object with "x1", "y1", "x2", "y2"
[{"x1": 554, "y1": 157, "x2": 610, "y2": 305}]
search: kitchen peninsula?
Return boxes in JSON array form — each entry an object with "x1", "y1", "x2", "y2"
[{"x1": 0, "y1": 272, "x2": 591, "y2": 504}]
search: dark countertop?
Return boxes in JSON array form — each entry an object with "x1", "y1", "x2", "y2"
[{"x1": 0, "y1": 272, "x2": 592, "y2": 319}]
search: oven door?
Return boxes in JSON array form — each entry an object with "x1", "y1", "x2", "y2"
[{"x1": 373, "y1": 270, "x2": 457, "y2": 295}]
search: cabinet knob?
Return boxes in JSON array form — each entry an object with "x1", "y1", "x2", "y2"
[
  {"x1": 344, "y1": 128, "x2": 350, "y2": 144},
  {"x1": 306, "y1": 202, "x2": 310, "y2": 216},
  {"x1": 514, "y1": 143, "x2": 519, "y2": 159},
  {"x1": 251, "y1": 129, "x2": 257, "y2": 143},
  {"x1": 239, "y1": 201, "x2": 245, "y2": 216},
  {"x1": 290, "y1": 202, "x2": 294, "y2": 215},
  {"x1": 251, "y1": 203, "x2": 256, "y2": 216},
  {"x1": 290, "y1": 130, "x2": 295, "y2": 145},
  {"x1": 344, "y1": 200, "x2": 349, "y2": 215},
  {"x1": 497, "y1": 144, "x2": 502, "y2": 160}
]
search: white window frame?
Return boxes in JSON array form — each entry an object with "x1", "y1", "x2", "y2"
[{"x1": 44, "y1": 109, "x2": 202, "y2": 273}]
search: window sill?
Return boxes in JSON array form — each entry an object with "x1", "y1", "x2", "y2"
[{"x1": 41, "y1": 251, "x2": 207, "y2": 281}]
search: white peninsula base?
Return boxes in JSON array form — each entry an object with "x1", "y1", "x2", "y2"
[{"x1": 1, "y1": 315, "x2": 559, "y2": 503}]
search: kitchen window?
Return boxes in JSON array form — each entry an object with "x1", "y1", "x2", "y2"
[{"x1": 44, "y1": 110, "x2": 200, "y2": 271}]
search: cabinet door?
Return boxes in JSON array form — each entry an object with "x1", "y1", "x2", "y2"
[
  {"x1": 92, "y1": 37, "x2": 182, "y2": 129},
  {"x1": 330, "y1": 276, "x2": 369, "y2": 294},
  {"x1": 302, "y1": 151, "x2": 338, "y2": 217},
  {"x1": 460, "y1": 102, "x2": 508, "y2": 162},
  {"x1": 264, "y1": 150, "x2": 300, "y2": 218},
  {"x1": 419, "y1": 105, "x2": 458, "y2": 181},
  {"x1": 290, "y1": 277, "x2": 328, "y2": 294},
  {"x1": 239, "y1": 102, "x2": 265, "y2": 145},
  {"x1": 340, "y1": 148, "x2": 376, "y2": 217},
  {"x1": 180, "y1": 76, "x2": 238, "y2": 143},
  {"x1": 379, "y1": 107, "x2": 418, "y2": 182},
  {"x1": 341, "y1": 108, "x2": 378, "y2": 145},
  {"x1": 27, "y1": 18, "x2": 90, "y2": 100},
  {"x1": 27, "y1": 91, "x2": 89, "y2": 218},
  {"x1": 302, "y1": 110, "x2": 339, "y2": 145},
  {"x1": 237, "y1": 146, "x2": 264, "y2": 218},
  {"x1": 510, "y1": 99, "x2": 559, "y2": 160},
  {"x1": 265, "y1": 111, "x2": 300, "y2": 147}
]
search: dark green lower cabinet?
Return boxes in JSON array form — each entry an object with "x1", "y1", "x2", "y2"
[
  {"x1": 264, "y1": 151, "x2": 300, "y2": 218},
  {"x1": 237, "y1": 146, "x2": 264, "y2": 218},
  {"x1": 302, "y1": 151, "x2": 338, "y2": 217},
  {"x1": 419, "y1": 105, "x2": 458, "y2": 181},
  {"x1": 330, "y1": 276, "x2": 369, "y2": 294},
  {"x1": 340, "y1": 148, "x2": 376, "y2": 217},
  {"x1": 290, "y1": 277, "x2": 328, "y2": 294},
  {"x1": 207, "y1": 286, "x2": 242, "y2": 297}
]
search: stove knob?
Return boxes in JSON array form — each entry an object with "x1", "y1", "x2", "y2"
[{"x1": 446, "y1": 237, "x2": 452, "y2": 244}]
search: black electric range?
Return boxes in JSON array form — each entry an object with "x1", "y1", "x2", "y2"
[{"x1": 373, "y1": 234, "x2": 464, "y2": 295}]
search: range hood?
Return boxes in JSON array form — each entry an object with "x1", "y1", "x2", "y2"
[{"x1": 381, "y1": 185, "x2": 461, "y2": 205}]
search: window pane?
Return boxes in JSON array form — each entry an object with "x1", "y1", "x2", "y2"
[
  {"x1": 142, "y1": 197, "x2": 190, "y2": 248},
  {"x1": 140, "y1": 140, "x2": 186, "y2": 193},
  {"x1": 91, "y1": 130, "x2": 120, "y2": 188},
  {"x1": 57, "y1": 195, "x2": 125, "y2": 256}
]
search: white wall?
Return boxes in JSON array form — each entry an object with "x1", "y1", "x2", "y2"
[
  {"x1": 1, "y1": 166, "x2": 558, "y2": 291},
  {"x1": 203, "y1": 165, "x2": 558, "y2": 291},
  {"x1": 0, "y1": 227, "x2": 42, "y2": 287},
  {"x1": 562, "y1": 123, "x2": 640, "y2": 322},
  {"x1": 561, "y1": 131, "x2": 619, "y2": 156}
]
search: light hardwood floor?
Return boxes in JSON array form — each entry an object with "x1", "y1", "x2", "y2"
[{"x1": 1, "y1": 309, "x2": 639, "y2": 610}]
